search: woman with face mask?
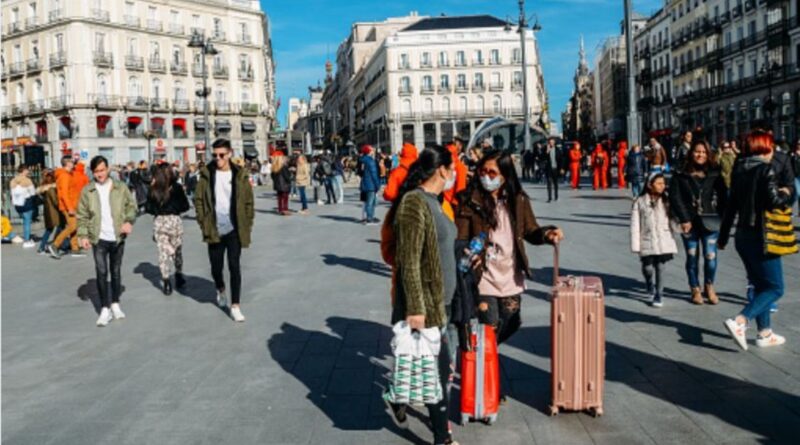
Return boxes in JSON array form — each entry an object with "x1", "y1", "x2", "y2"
[{"x1": 455, "y1": 150, "x2": 564, "y2": 346}]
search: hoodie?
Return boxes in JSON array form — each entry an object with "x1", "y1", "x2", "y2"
[
  {"x1": 443, "y1": 143, "x2": 468, "y2": 205},
  {"x1": 55, "y1": 168, "x2": 76, "y2": 213},
  {"x1": 71, "y1": 162, "x2": 90, "y2": 205},
  {"x1": 383, "y1": 143, "x2": 419, "y2": 202}
]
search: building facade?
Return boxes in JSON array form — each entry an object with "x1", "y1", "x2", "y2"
[
  {"x1": 1, "y1": 0, "x2": 277, "y2": 167},
  {"x1": 634, "y1": 6, "x2": 673, "y2": 139},
  {"x1": 562, "y1": 37, "x2": 596, "y2": 147}
]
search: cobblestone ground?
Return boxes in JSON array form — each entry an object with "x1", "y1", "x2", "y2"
[{"x1": 3, "y1": 179, "x2": 800, "y2": 445}]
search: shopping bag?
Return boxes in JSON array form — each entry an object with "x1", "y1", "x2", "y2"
[{"x1": 383, "y1": 321, "x2": 443, "y2": 406}]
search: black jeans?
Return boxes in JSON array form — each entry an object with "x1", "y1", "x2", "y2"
[
  {"x1": 208, "y1": 232, "x2": 242, "y2": 305},
  {"x1": 93, "y1": 240, "x2": 125, "y2": 308},
  {"x1": 545, "y1": 171, "x2": 559, "y2": 201},
  {"x1": 426, "y1": 330, "x2": 451, "y2": 444},
  {"x1": 477, "y1": 295, "x2": 521, "y2": 344}
]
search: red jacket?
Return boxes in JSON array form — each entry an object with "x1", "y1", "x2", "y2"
[
  {"x1": 591, "y1": 146, "x2": 609, "y2": 170},
  {"x1": 443, "y1": 143, "x2": 468, "y2": 205},
  {"x1": 383, "y1": 143, "x2": 418, "y2": 202}
]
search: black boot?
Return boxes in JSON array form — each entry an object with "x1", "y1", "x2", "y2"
[
  {"x1": 162, "y1": 279, "x2": 173, "y2": 295},
  {"x1": 175, "y1": 273, "x2": 186, "y2": 289}
]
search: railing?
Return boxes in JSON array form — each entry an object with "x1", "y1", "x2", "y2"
[
  {"x1": 125, "y1": 55, "x2": 144, "y2": 71},
  {"x1": 9, "y1": 62, "x2": 24, "y2": 76},
  {"x1": 420, "y1": 85, "x2": 435, "y2": 94},
  {"x1": 48, "y1": 96, "x2": 68, "y2": 110},
  {"x1": 472, "y1": 84, "x2": 486, "y2": 92},
  {"x1": 149, "y1": 58, "x2": 166, "y2": 73},
  {"x1": 48, "y1": 9, "x2": 65, "y2": 23},
  {"x1": 49, "y1": 52, "x2": 67, "y2": 69},
  {"x1": 213, "y1": 65, "x2": 229, "y2": 79},
  {"x1": 24, "y1": 17, "x2": 38, "y2": 29},
  {"x1": 91, "y1": 9, "x2": 110, "y2": 22},
  {"x1": 240, "y1": 103, "x2": 259, "y2": 115},
  {"x1": 146, "y1": 20, "x2": 163, "y2": 32},
  {"x1": 27, "y1": 100, "x2": 45, "y2": 113},
  {"x1": 489, "y1": 82, "x2": 504, "y2": 91},
  {"x1": 438, "y1": 60, "x2": 450, "y2": 67},
  {"x1": 8, "y1": 22, "x2": 22, "y2": 34},
  {"x1": 10, "y1": 104, "x2": 27, "y2": 117},
  {"x1": 192, "y1": 63, "x2": 205, "y2": 77},
  {"x1": 398, "y1": 63, "x2": 411, "y2": 70},
  {"x1": 94, "y1": 94, "x2": 121, "y2": 108},
  {"x1": 454, "y1": 59, "x2": 467, "y2": 67},
  {"x1": 26, "y1": 58, "x2": 41, "y2": 73},
  {"x1": 173, "y1": 99, "x2": 190, "y2": 112},
  {"x1": 170, "y1": 62, "x2": 188, "y2": 75},
  {"x1": 190, "y1": 27, "x2": 204, "y2": 36},
  {"x1": 420, "y1": 61, "x2": 433, "y2": 69},
  {"x1": 489, "y1": 58, "x2": 502, "y2": 65},
  {"x1": 473, "y1": 59, "x2": 485, "y2": 66},
  {"x1": 194, "y1": 100, "x2": 208, "y2": 111},
  {"x1": 215, "y1": 102, "x2": 231, "y2": 113},
  {"x1": 437, "y1": 85, "x2": 451, "y2": 94},
  {"x1": 150, "y1": 98, "x2": 168, "y2": 110},
  {"x1": 126, "y1": 96, "x2": 149, "y2": 109},
  {"x1": 93, "y1": 52, "x2": 114, "y2": 68},
  {"x1": 239, "y1": 33, "x2": 252, "y2": 44},
  {"x1": 454, "y1": 85, "x2": 469, "y2": 93},
  {"x1": 398, "y1": 87, "x2": 413, "y2": 96},
  {"x1": 212, "y1": 31, "x2": 226, "y2": 41},
  {"x1": 238, "y1": 69, "x2": 253, "y2": 81},
  {"x1": 511, "y1": 83, "x2": 523, "y2": 91},
  {"x1": 732, "y1": 5, "x2": 743, "y2": 18},
  {"x1": 169, "y1": 23, "x2": 185, "y2": 35},
  {"x1": 124, "y1": 15, "x2": 140, "y2": 27}
]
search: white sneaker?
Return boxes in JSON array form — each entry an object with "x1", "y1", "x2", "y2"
[
  {"x1": 110, "y1": 303, "x2": 126, "y2": 320},
  {"x1": 216, "y1": 289, "x2": 228, "y2": 308},
  {"x1": 22, "y1": 240, "x2": 36, "y2": 248},
  {"x1": 96, "y1": 308, "x2": 113, "y2": 327},
  {"x1": 724, "y1": 318, "x2": 748, "y2": 351},
  {"x1": 756, "y1": 332, "x2": 786, "y2": 348},
  {"x1": 11, "y1": 236, "x2": 23, "y2": 244},
  {"x1": 230, "y1": 306, "x2": 245, "y2": 322}
]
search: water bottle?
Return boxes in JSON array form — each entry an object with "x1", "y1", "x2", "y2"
[{"x1": 459, "y1": 232, "x2": 487, "y2": 273}]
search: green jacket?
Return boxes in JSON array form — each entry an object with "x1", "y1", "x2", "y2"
[
  {"x1": 194, "y1": 163, "x2": 254, "y2": 248},
  {"x1": 76, "y1": 179, "x2": 137, "y2": 244},
  {"x1": 393, "y1": 190, "x2": 446, "y2": 329},
  {"x1": 719, "y1": 151, "x2": 737, "y2": 189}
]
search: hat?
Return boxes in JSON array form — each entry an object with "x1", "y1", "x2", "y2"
[{"x1": 361, "y1": 145, "x2": 373, "y2": 155}]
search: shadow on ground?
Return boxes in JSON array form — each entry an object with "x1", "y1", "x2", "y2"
[
  {"x1": 132, "y1": 262, "x2": 222, "y2": 308},
  {"x1": 321, "y1": 254, "x2": 391, "y2": 278},
  {"x1": 77, "y1": 279, "x2": 126, "y2": 314}
]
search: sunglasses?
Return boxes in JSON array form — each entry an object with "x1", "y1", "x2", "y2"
[
  {"x1": 479, "y1": 168, "x2": 501, "y2": 179},
  {"x1": 212, "y1": 153, "x2": 228, "y2": 159}
]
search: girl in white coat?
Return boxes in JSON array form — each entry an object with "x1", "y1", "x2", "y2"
[{"x1": 631, "y1": 173, "x2": 678, "y2": 307}]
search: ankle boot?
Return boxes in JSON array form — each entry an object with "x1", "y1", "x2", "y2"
[
  {"x1": 705, "y1": 283, "x2": 719, "y2": 305},
  {"x1": 175, "y1": 273, "x2": 186, "y2": 289},
  {"x1": 691, "y1": 287, "x2": 704, "y2": 305},
  {"x1": 162, "y1": 279, "x2": 173, "y2": 295}
]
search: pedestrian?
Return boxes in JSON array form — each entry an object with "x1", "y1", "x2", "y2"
[
  {"x1": 36, "y1": 169, "x2": 63, "y2": 254},
  {"x1": 146, "y1": 163, "x2": 190, "y2": 295},
  {"x1": 630, "y1": 172, "x2": 677, "y2": 308},
  {"x1": 617, "y1": 141, "x2": 628, "y2": 189},
  {"x1": 271, "y1": 152, "x2": 293, "y2": 216},
  {"x1": 466, "y1": 146, "x2": 483, "y2": 179},
  {"x1": 130, "y1": 160, "x2": 151, "y2": 213},
  {"x1": 791, "y1": 140, "x2": 800, "y2": 212},
  {"x1": 383, "y1": 142, "x2": 418, "y2": 202},
  {"x1": 359, "y1": 145, "x2": 380, "y2": 225},
  {"x1": 194, "y1": 138, "x2": 255, "y2": 323},
  {"x1": 718, "y1": 141, "x2": 737, "y2": 190},
  {"x1": 259, "y1": 159, "x2": 270, "y2": 187},
  {"x1": 2, "y1": 212, "x2": 21, "y2": 243},
  {"x1": 49, "y1": 156, "x2": 81, "y2": 258},
  {"x1": 378, "y1": 152, "x2": 388, "y2": 186},
  {"x1": 184, "y1": 163, "x2": 199, "y2": 206},
  {"x1": 719, "y1": 130, "x2": 795, "y2": 350},
  {"x1": 76, "y1": 155, "x2": 137, "y2": 327},
  {"x1": 385, "y1": 145, "x2": 458, "y2": 445},
  {"x1": 591, "y1": 143, "x2": 609, "y2": 190},
  {"x1": 443, "y1": 138, "x2": 468, "y2": 207},
  {"x1": 316, "y1": 154, "x2": 336, "y2": 204},
  {"x1": 333, "y1": 156, "x2": 345, "y2": 204},
  {"x1": 646, "y1": 138, "x2": 668, "y2": 173},
  {"x1": 10, "y1": 165, "x2": 37, "y2": 248},
  {"x1": 626, "y1": 144, "x2": 648, "y2": 197},
  {"x1": 543, "y1": 137, "x2": 562, "y2": 202},
  {"x1": 456, "y1": 149, "x2": 563, "y2": 347},
  {"x1": 294, "y1": 153, "x2": 311, "y2": 215},
  {"x1": 674, "y1": 131, "x2": 693, "y2": 170},
  {"x1": 568, "y1": 142, "x2": 582, "y2": 189},
  {"x1": 669, "y1": 140, "x2": 728, "y2": 305}
]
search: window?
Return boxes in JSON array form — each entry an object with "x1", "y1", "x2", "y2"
[
  {"x1": 400, "y1": 53, "x2": 409, "y2": 69},
  {"x1": 512, "y1": 48, "x2": 521, "y2": 63},
  {"x1": 491, "y1": 72, "x2": 501, "y2": 86},
  {"x1": 172, "y1": 45, "x2": 182, "y2": 64},
  {"x1": 474, "y1": 50, "x2": 483, "y2": 64},
  {"x1": 738, "y1": 64, "x2": 744, "y2": 80},
  {"x1": 238, "y1": 54, "x2": 250, "y2": 72},
  {"x1": 148, "y1": 6, "x2": 156, "y2": 20},
  {"x1": 456, "y1": 51, "x2": 465, "y2": 66},
  {"x1": 401, "y1": 99, "x2": 411, "y2": 115},
  {"x1": 442, "y1": 97, "x2": 450, "y2": 113},
  {"x1": 28, "y1": 2, "x2": 36, "y2": 18},
  {"x1": 513, "y1": 71, "x2": 522, "y2": 86},
  {"x1": 214, "y1": 18, "x2": 222, "y2": 37},
  {"x1": 150, "y1": 41, "x2": 160, "y2": 59},
  {"x1": 16, "y1": 83, "x2": 25, "y2": 103},
  {"x1": 438, "y1": 51, "x2": 448, "y2": 66},
  {"x1": 97, "y1": 74, "x2": 107, "y2": 96},
  {"x1": 490, "y1": 49, "x2": 499, "y2": 64},
  {"x1": 422, "y1": 75, "x2": 432, "y2": 90},
  {"x1": 31, "y1": 40, "x2": 39, "y2": 59},
  {"x1": 215, "y1": 87, "x2": 225, "y2": 103},
  {"x1": 476, "y1": 96, "x2": 485, "y2": 112},
  {"x1": 459, "y1": 97, "x2": 468, "y2": 112},
  {"x1": 128, "y1": 38, "x2": 138, "y2": 55},
  {"x1": 174, "y1": 81, "x2": 185, "y2": 101},
  {"x1": 457, "y1": 74, "x2": 466, "y2": 88},
  {"x1": 125, "y1": 1, "x2": 134, "y2": 16},
  {"x1": 474, "y1": 73, "x2": 484, "y2": 86},
  {"x1": 13, "y1": 45, "x2": 21, "y2": 63},
  {"x1": 750, "y1": 59, "x2": 757, "y2": 77},
  {"x1": 492, "y1": 95, "x2": 502, "y2": 112},
  {"x1": 514, "y1": 94, "x2": 523, "y2": 110},
  {"x1": 213, "y1": 53, "x2": 223, "y2": 69},
  {"x1": 424, "y1": 98, "x2": 433, "y2": 113},
  {"x1": 192, "y1": 14, "x2": 200, "y2": 27},
  {"x1": 170, "y1": 10, "x2": 179, "y2": 24},
  {"x1": 33, "y1": 79, "x2": 42, "y2": 101},
  {"x1": 440, "y1": 74, "x2": 449, "y2": 88},
  {"x1": 11, "y1": 7, "x2": 19, "y2": 23},
  {"x1": 400, "y1": 76, "x2": 410, "y2": 91},
  {"x1": 152, "y1": 78, "x2": 162, "y2": 100},
  {"x1": 128, "y1": 76, "x2": 141, "y2": 97},
  {"x1": 54, "y1": 33, "x2": 64, "y2": 52},
  {"x1": 421, "y1": 52, "x2": 430, "y2": 67},
  {"x1": 95, "y1": 33, "x2": 106, "y2": 52}
]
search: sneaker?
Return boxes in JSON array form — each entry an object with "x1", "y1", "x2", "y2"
[
  {"x1": 651, "y1": 295, "x2": 663, "y2": 308},
  {"x1": 756, "y1": 332, "x2": 786, "y2": 348},
  {"x1": 70, "y1": 250, "x2": 87, "y2": 258},
  {"x1": 230, "y1": 306, "x2": 246, "y2": 322},
  {"x1": 724, "y1": 318, "x2": 748, "y2": 351},
  {"x1": 47, "y1": 244, "x2": 62, "y2": 259},
  {"x1": 11, "y1": 236, "x2": 23, "y2": 244},
  {"x1": 110, "y1": 303, "x2": 126, "y2": 320},
  {"x1": 96, "y1": 308, "x2": 113, "y2": 327},
  {"x1": 37, "y1": 248, "x2": 48, "y2": 256},
  {"x1": 22, "y1": 240, "x2": 36, "y2": 249},
  {"x1": 383, "y1": 397, "x2": 409, "y2": 429},
  {"x1": 216, "y1": 289, "x2": 228, "y2": 308}
]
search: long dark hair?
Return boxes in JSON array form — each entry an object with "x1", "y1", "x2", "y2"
[
  {"x1": 388, "y1": 145, "x2": 453, "y2": 225},
  {"x1": 683, "y1": 140, "x2": 717, "y2": 173},
  {"x1": 149, "y1": 163, "x2": 175, "y2": 207},
  {"x1": 468, "y1": 149, "x2": 526, "y2": 230},
  {"x1": 638, "y1": 172, "x2": 672, "y2": 217}
]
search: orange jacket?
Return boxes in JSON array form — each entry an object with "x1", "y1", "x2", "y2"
[
  {"x1": 591, "y1": 145, "x2": 609, "y2": 170},
  {"x1": 443, "y1": 143, "x2": 468, "y2": 205},
  {"x1": 55, "y1": 168, "x2": 76, "y2": 212},
  {"x1": 568, "y1": 148, "x2": 582, "y2": 165},
  {"x1": 383, "y1": 143, "x2": 419, "y2": 202},
  {"x1": 71, "y1": 162, "x2": 90, "y2": 202}
]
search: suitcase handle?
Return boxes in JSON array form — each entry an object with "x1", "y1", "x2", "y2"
[{"x1": 553, "y1": 244, "x2": 560, "y2": 287}]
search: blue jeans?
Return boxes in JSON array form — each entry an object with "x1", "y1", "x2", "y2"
[
  {"x1": 680, "y1": 228, "x2": 719, "y2": 288},
  {"x1": 735, "y1": 229, "x2": 784, "y2": 331},
  {"x1": 38, "y1": 226, "x2": 63, "y2": 251},
  {"x1": 324, "y1": 177, "x2": 336, "y2": 203},
  {"x1": 15, "y1": 206, "x2": 33, "y2": 241},
  {"x1": 795, "y1": 178, "x2": 800, "y2": 211},
  {"x1": 630, "y1": 179, "x2": 642, "y2": 198},
  {"x1": 298, "y1": 186, "x2": 308, "y2": 210},
  {"x1": 363, "y1": 191, "x2": 376, "y2": 221},
  {"x1": 333, "y1": 174, "x2": 344, "y2": 203}
]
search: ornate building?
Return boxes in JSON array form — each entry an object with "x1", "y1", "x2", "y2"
[{"x1": 562, "y1": 37, "x2": 595, "y2": 147}]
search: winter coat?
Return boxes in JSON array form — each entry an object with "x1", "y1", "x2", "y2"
[
  {"x1": 359, "y1": 154, "x2": 380, "y2": 192},
  {"x1": 71, "y1": 162, "x2": 90, "y2": 205},
  {"x1": 10, "y1": 175, "x2": 35, "y2": 208},
  {"x1": 145, "y1": 182, "x2": 190, "y2": 216},
  {"x1": 194, "y1": 163, "x2": 254, "y2": 248},
  {"x1": 669, "y1": 168, "x2": 728, "y2": 232},
  {"x1": 295, "y1": 161, "x2": 311, "y2": 187},
  {"x1": 626, "y1": 151, "x2": 648, "y2": 182},
  {"x1": 55, "y1": 168, "x2": 77, "y2": 212},
  {"x1": 384, "y1": 143, "x2": 419, "y2": 202},
  {"x1": 271, "y1": 165, "x2": 293, "y2": 193},
  {"x1": 38, "y1": 184, "x2": 62, "y2": 230},
  {"x1": 631, "y1": 195, "x2": 678, "y2": 256},
  {"x1": 75, "y1": 179, "x2": 138, "y2": 245}
]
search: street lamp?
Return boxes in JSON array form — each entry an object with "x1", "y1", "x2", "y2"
[
  {"x1": 759, "y1": 57, "x2": 781, "y2": 124},
  {"x1": 188, "y1": 33, "x2": 218, "y2": 160},
  {"x1": 623, "y1": 0, "x2": 641, "y2": 148},
  {"x1": 506, "y1": 0, "x2": 542, "y2": 154}
]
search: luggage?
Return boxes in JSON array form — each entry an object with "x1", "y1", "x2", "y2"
[
  {"x1": 549, "y1": 246, "x2": 605, "y2": 417},
  {"x1": 460, "y1": 319, "x2": 500, "y2": 425}
]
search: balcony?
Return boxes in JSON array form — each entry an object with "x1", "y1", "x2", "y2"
[
  {"x1": 420, "y1": 85, "x2": 435, "y2": 95},
  {"x1": 239, "y1": 33, "x2": 252, "y2": 44},
  {"x1": 489, "y1": 82, "x2": 504, "y2": 92},
  {"x1": 420, "y1": 61, "x2": 433, "y2": 69},
  {"x1": 190, "y1": 27, "x2": 204, "y2": 37},
  {"x1": 48, "y1": 9, "x2": 64, "y2": 23},
  {"x1": 454, "y1": 59, "x2": 467, "y2": 67},
  {"x1": 240, "y1": 103, "x2": 259, "y2": 115},
  {"x1": 192, "y1": 63, "x2": 206, "y2": 77},
  {"x1": 27, "y1": 100, "x2": 45, "y2": 114},
  {"x1": 194, "y1": 100, "x2": 209, "y2": 112},
  {"x1": 438, "y1": 60, "x2": 450, "y2": 67},
  {"x1": 511, "y1": 58, "x2": 522, "y2": 65},
  {"x1": 173, "y1": 99, "x2": 190, "y2": 112},
  {"x1": 238, "y1": 69, "x2": 254, "y2": 81},
  {"x1": 170, "y1": 61, "x2": 188, "y2": 75},
  {"x1": 48, "y1": 96, "x2": 68, "y2": 110},
  {"x1": 24, "y1": 17, "x2": 38, "y2": 29},
  {"x1": 94, "y1": 94, "x2": 121, "y2": 109},
  {"x1": 169, "y1": 23, "x2": 184, "y2": 35},
  {"x1": 151, "y1": 98, "x2": 168, "y2": 110},
  {"x1": 489, "y1": 58, "x2": 502, "y2": 66},
  {"x1": 398, "y1": 87, "x2": 413, "y2": 96},
  {"x1": 8, "y1": 22, "x2": 22, "y2": 34},
  {"x1": 212, "y1": 31, "x2": 226, "y2": 41},
  {"x1": 437, "y1": 85, "x2": 451, "y2": 94},
  {"x1": 149, "y1": 58, "x2": 166, "y2": 73},
  {"x1": 215, "y1": 102, "x2": 232, "y2": 114},
  {"x1": 744, "y1": 0, "x2": 756, "y2": 12},
  {"x1": 26, "y1": 58, "x2": 42, "y2": 73},
  {"x1": 732, "y1": 5, "x2": 743, "y2": 18},
  {"x1": 212, "y1": 65, "x2": 229, "y2": 79},
  {"x1": 472, "y1": 83, "x2": 486, "y2": 92},
  {"x1": 8, "y1": 62, "x2": 24, "y2": 77},
  {"x1": 49, "y1": 52, "x2": 67, "y2": 69},
  {"x1": 454, "y1": 85, "x2": 469, "y2": 93},
  {"x1": 720, "y1": 12, "x2": 731, "y2": 24},
  {"x1": 0, "y1": 65, "x2": 6, "y2": 79},
  {"x1": 511, "y1": 83, "x2": 523, "y2": 91},
  {"x1": 93, "y1": 52, "x2": 114, "y2": 68},
  {"x1": 473, "y1": 59, "x2": 485, "y2": 66},
  {"x1": 91, "y1": 9, "x2": 110, "y2": 22},
  {"x1": 146, "y1": 20, "x2": 163, "y2": 32},
  {"x1": 126, "y1": 96, "x2": 149, "y2": 110},
  {"x1": 124, "y1": 15, "x2": 140, "y2": 28},
  {"x1": 10, "y1": 104, "x2": 27, "y2": 117},
  {"x1": 125, "y1": 55, "x2": 144, "y2": 71}
]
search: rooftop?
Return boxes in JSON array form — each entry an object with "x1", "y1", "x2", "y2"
[{"x1": 402, "y1": 14, "x2": 508, "y2": 32}]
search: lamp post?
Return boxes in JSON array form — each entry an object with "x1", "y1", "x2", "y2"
[
  {"x1": 623, "y1": 0, "x2": 641, "y2": 148},
  {"x1": 188, "y1": 33, "x2": 218, "y2": 160},
  {"x1": 507, "y1": 1, "x2": 541, "y2": 153},
  {"x1": 760, "y1": 56, "x2": 781, "y2": 127}
]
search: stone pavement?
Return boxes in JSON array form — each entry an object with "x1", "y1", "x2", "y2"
[{"x1": 2, "y1": 180, "x2": 800, "y2": 445}]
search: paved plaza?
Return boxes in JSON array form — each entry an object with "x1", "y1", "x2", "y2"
[{"x1": 3, "y1": 180, "x2": 800, "y2": 445}]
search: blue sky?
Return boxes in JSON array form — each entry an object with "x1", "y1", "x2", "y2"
[{"x1": 263, "y1": 0, "x2": 664, "y2": 131}]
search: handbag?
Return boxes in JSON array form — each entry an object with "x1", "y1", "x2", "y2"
[
  {"x1": 383, "y1": 321, "x2": 443, "y2": 406},
  {"x1": 763, "y1": 207, "x2": 798, "y2": 256}
]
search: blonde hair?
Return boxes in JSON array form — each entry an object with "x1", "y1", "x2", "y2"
[{"x1": 271, "y1": 155, "x2": 285, "y2": 173}]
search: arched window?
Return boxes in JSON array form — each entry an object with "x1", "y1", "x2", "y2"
[
  {"x1": 33, "y1": 79, "x2": 43, "y2": 101},
  {"x1": 492, "y1": 95, "x2": 502, "y2": 113},
  {"x1": 16, "y1": 83, "x2": 24, "y2": 103},
  {"x1": 128, "y1": 76, "x2": 141, "y2": 98},
  {"x1": 401, "y1": 99, "x2": 411, "y2": 115},
  {"x1": 513, "y1": 94, "x2": 523, "y2": 110},
  {"x1": 459, "y1": 96, "x2": 468, "y2": 112},
  {"x1": 442, "y1": 97, "x2": 451, "y2": 113},
  {"x1": 152, "y1": 78, "x2": 162, "y2": 100},
  {"x1": 424, "y1": 98, "x2": 433, "y2": 113},
  {"x1": 97, "y1": 74, "x2": 107, "y2": 97},
  {"x1": 174, "y1": 81, "x2": 184, "y2": 101},
  {"x1": 476, "y1": 96, "x2": 485, "y2": 113},
  {"x1": 400, "y1": 76, "x2": 410, "y2": 92},
  {"x1": 97, "y1": 115, "x2": 112, "y2": 137}
]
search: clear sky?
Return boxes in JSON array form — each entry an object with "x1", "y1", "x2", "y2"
[{"x1": 263, "y1": 0, "x2": 664, "y2": 131}]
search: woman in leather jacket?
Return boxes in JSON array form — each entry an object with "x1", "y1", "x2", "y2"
[
  {"x1": 719, "y1": 130, "x2": 794, "y2": 351},
  {"x1": 668, "y1": 141, "x2": 728, "y2": 305}
]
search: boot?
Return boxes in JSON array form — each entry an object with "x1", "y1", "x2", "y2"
[
  {"x1": 162, "y1": 279, "x2": 173, "y2": 296},
  {"x1": 175, "y1": 273, "x2": 186, "y2": 289},
  {"x1": 691, "y1": 287, "x2": 704, "y2": 305},
  {"x1": 705, "y1": 283, "x2": 719, "y2": 305}
]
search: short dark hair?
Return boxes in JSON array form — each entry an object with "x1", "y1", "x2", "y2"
[
  {"x1": 90, "y1": 155, "x2": 108, "y2": 171},
  {"x1": 212, "y1": 138, "x2": 232, "y2": 150},
  {"x1": 17, "y1": 164, "x2": 28, "y2": 173},
  {"x1": 61, "y1": 155, "x2": 74, "y2": 166}
]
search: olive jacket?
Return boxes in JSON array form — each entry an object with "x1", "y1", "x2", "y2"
[
  {"x1": 76, "y1": 179, "x2": 137, "y2": 245},
  {"x1": 194, "y1": 163, "x2": 255, "y2": 248}
]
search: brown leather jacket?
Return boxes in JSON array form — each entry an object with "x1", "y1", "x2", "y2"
[{"x1": 455, "y1": 188, "x2": 556, "y2": 282}]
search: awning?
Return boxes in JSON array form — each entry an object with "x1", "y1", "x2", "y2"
[
  {"x1": 151, "y1": 117, "x2": 166, "y2": 126},
  {"x1": 241, "y1": 120, "x2": 257, "y2": 132},
  {"x1": 195, "y1": 119, "x2": 207, "y2": 130},
  {"x1": 173, "y1": 118, "x2": 187, "y2": 130},
  {"x1": 97, "y1": 115, "x2": 111, "y2": 132},
  {"x1": 127, "y1": 116, "x2": 142, "y2": 126},
  {"x1": 36, "y1": 120, "x2": 48, "y2": 136},
  {"x1": 2, "y1": 139, "x2": 15, "y2": 148},
  {"x1": 243, "y1": 140, "x2": 258, "y2": 158},
  {"x1": 215, "y1": 119, "x2": 231, "y2": 132}
]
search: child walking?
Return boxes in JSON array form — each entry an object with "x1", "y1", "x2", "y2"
[{"x1": 630, "y1": 173, "x2": 678, "y2": 307}]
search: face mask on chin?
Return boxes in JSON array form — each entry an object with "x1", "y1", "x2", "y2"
[
  {"x1": 443, "y1": 171, "x2": 456, "y2": 191},
  {"x1": 480, "y1": 175, "x2": 502, "y2": 192}
]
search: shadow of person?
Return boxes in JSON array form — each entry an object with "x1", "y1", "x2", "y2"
[
  {"x1": 317, "y1": 215, "x2": 364, "y2": 224},
  {"x1": 266, "y1": 319, "x2": 428, "y2": 444},
  {"x1": 321, "y1": 254, "x2": 391, "y2": 278},
  {"x1": 132, "y1": 262, "x2": 221, "y2": 308},
  {"x1": 76, "y1": 279, "x2": 126, "y2": 314}
]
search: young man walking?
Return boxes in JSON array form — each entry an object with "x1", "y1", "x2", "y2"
[
  {"x1": 194, "y1": 138, "x2": 255, "y2": 322},
  {"x1": 76, "y1": 156, "x2": 137, "y2": 327},
  {"x1": 544, "y1": 137, "x2": 563, "y2": 202}
]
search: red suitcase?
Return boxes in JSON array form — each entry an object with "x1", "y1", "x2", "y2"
[
  {"x1": 549, "y1": 246, "x2": 605, "y2": 417},
  {"x1": 460, "y1": 319, "x2": 500, "y2": 425}
]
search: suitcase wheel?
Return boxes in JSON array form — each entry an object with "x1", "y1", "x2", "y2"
[
  {"x1": 590, "y1": 407, "x2": 603, "y2": 418},
  {"x1": 548, "y1": 405, "x2": 559, "y2": 417}
]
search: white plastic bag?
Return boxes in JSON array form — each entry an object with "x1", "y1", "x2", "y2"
[{"x1": 384, "y1": 321, "x2": 443, "y2": 406}]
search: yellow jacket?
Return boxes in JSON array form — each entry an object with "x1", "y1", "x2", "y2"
[{"x1": 1, "y1": 215, "x2": 12, "y2": 238}]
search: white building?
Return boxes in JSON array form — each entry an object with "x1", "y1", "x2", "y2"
[
  {"x1": 633, "y1": 6, "x2": 673, "y2": 138},
  {"x1": 1, "y1": 0, "x2": 277, "y2": 167}
]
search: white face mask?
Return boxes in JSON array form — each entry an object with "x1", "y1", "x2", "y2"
[
  {"x1": 443, "y1": 170, "x2": 456, "y2": 191},
  {"x1": 480, "y1": 175, "x2": 502, "y2": 192}
]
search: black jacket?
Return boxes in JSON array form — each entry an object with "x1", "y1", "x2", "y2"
[
  {"x1": 145, "y1": 182, "x2": 190, "y2": 216},
  {"x1": 772, "y1": 150, "x2": 796, "y2": 189},
  {"x1": 790, "y1": 151, "x2": 800, "y2": 180},
  {"x1": 542, "y1": 146, "x2": 563, "y2": 175},
  {"x1": 271, "y1": 165, "x2": 293, "y2": 193},
  {"x1": 719, "y1": 157, "x2": 794, "y2": 248},
  {"x1": 669, "y1": 168, "x2": 728, "y2": 232}
]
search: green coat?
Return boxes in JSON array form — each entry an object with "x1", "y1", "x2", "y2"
[
  {"x1": 393, "y1": 190, "x2": 446, "y2": 329},
  {"x1": 194, "y1": 163, "x2": 254, "y2": 248},
  {"x1": 76, "y1": 179, "x2": 137, "y2": 244}
]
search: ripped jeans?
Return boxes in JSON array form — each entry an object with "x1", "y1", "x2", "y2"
[
  {"x1": 477, "y1": 295, "x2": 521, "y2": 345},
  {"x1": 680, "y1": 228, "x2": 719, "y2": 289}
]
